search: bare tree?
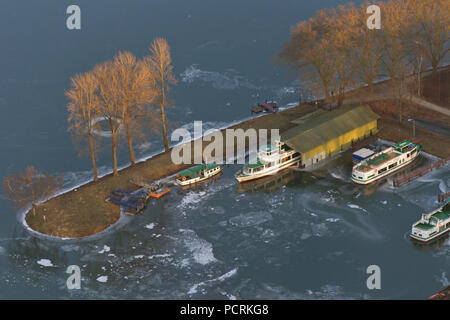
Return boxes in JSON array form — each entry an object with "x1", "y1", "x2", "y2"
[
  {"x1": 144, "y1": 38, "x2": 177, "y2": 152},
  {"x1": 2, "y1": 166, "x2": 63, "y2": 216},
  {"x1": 114, "y1": 52, "x2": 157, "y2": 166},
  {"x1": 405, "y1": 0, "x2": 450, "y2": 73},
  {"x1": 66, "y1": 72, "x2": 101, "y2": 181},
  {"x1": 94, "y1": 61, "x2": 124, "y2": 176},
  {"x1": 278, "y1": 10, "x2": 337, "y2": 102},
  {"x1": 344, "y1": 1, "x2": 385, "y2": 94}
]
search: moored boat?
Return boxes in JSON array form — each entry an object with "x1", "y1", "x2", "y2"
[
  {"x1": 351, "y1": 140, "x2": 422, "y2": 185},
  {"x1": 176, "y1": 164, "x2": 222, "y2": 186},
  {"x1": 410, "y1": 198, "x2": 450, "y2": 243},
  {"x1": 235, "y1": 141, "x2": 301, "y2": 183}
]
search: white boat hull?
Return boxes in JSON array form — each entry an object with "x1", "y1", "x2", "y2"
[
  {"x1": 236, "y1": 157, "x2": 300, "y2": 183},
  {"x1": 351, "y1": 156, "x2": 417, "y2": 185},
  {"x1": 410, "y1": 228, "x2": 450, "y2": 243},
  {"x1": 176, "y1": 167, "x2": 222, "y2": 186}
]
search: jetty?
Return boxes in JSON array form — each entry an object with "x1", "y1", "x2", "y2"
[
  {"x1": 251, "y1": 100, "x2": 278, "y2": 114},
  {"x1": 393, "y1": 156, "x2": 450, "y2": 187}
]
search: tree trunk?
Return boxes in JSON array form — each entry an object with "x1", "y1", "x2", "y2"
[
  {"x1": 88, "y1": 134, "x2": 98, "y2": 181},
  {"x1": 112, "y1": 133, "x2": 119, "y2": 176},
  {"x1": 417, "y1": 56, "x2": 423, "y2": 97},
  {"x1": 368, "y1": 79, "x2": 374, "y2": 94},
  {"x1": 125, "y1": 120, "x2": 135, "y2": 166},
  {"x1": 160, "y1": 103, "x2": 169, "y2": 152}
]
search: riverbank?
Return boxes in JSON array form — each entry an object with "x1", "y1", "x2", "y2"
[{"x1": 25, "y1": 78, "x2": 450, "y2": 238}]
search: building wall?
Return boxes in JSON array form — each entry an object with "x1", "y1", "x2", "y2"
[{"x1": 302, "y1": 120, "x2": 378, "y2": 167}]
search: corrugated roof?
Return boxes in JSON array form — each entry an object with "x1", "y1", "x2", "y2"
[{"x1": 281, "y1": 105, "x2": 380, "y2": 153}]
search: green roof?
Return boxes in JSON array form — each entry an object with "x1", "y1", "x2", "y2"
[
  {"x1": 394, "y1": 140, "x2": 413, "y2": 149},
  {"x1": 415, "y1": 222, "x2": 435, "y2": 230},
  {"x1": 432, "y1": 210, "x2": 450, "y2": 221},
  {"x1": 367, "y1": 153, "x2": 389, "y2": 165},
  {"x1": 281, "y1": 105, "x2": 380, "y2": 154},
  {"x1": 177, "y1": 164, "x2": 220, "y2": 177}
]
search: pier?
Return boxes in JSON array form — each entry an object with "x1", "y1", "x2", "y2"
[{"x1": 393, "y1": 156, "x2": 450, "y2": 187}]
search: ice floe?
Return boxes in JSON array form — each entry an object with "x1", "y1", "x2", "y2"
[
  {"x1": 180, "y1": 64, "x2": 258, "y2": 90},
  {"x1": 180, "y1": 229, "x2": 217, "y2": 265},
  {"x1": 98, "y1": 245, "x2": 110, "y2": 254},
  {"x1": 347, "y1": 203, "x2": 368, "y2": 213},
  {"x1": 37, "y1": 259, "x2": 53, "y2": 267},
  {"x1": 229, "y1": 211, "x2": 273, "y2": 227},
  {"x1": 96, "y1": 276, "x2": 108, "y2": 283},
  {"x1": 188, "y1": 268, "x2": 238, "y2": 295},
  {"x1": 145, "y1": 223, "x2": 157, "y2": 230}
]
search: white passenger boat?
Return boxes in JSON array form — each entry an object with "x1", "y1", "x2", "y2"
[
  {"x1": 351, "y1": 140, "x2": 422, "y2": 185},
  {"x1": 235, "y1": 142, "x2": 301, "y2": 183},
  {"x1": 410, "y1": 199, "x2": 450, "y2": 243}
]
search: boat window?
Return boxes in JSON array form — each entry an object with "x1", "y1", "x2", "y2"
[{"x1": 388, "y1": 162, "x2": 397, "y2": 169}]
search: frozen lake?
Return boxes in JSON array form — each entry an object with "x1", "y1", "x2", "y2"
[{"x1": 0, "y1": 0, "x2": 448, "y2": 299}]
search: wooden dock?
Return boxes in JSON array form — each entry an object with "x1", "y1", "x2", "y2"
[{"x1": 393, "y1": 156, "x2": 450, "y2": 187}]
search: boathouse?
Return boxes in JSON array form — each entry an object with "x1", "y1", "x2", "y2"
[{"x1": 281, "y1": 105, "x2": 380, "y2": 168}]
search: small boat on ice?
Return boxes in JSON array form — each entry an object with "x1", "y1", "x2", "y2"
[
  {"x1": 176, "y1": 164, "x2": 222, "y2": 186},
  {"x1": 351, "y1": 140, "x2": 422, "y2": 185},
  {"x1": 148, "y1": 185, "x2": 171, "y2": 199},
  {"x1": 235, "y1": 142, "x2": 301, "y2": 183},
  {"x1": 410, "y1": 198, "x2": 450, "y2": 243}
]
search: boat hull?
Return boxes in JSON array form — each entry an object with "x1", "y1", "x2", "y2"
[
  {"x1": 236, "y1": 157, "x2": 300, "y2": 183},
  {"x1": 176, "y1": 167, "x2": 222, "y2": 186},
  {"x1": 410, "y1": 228, "x2": 450, "y2": 243}
]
